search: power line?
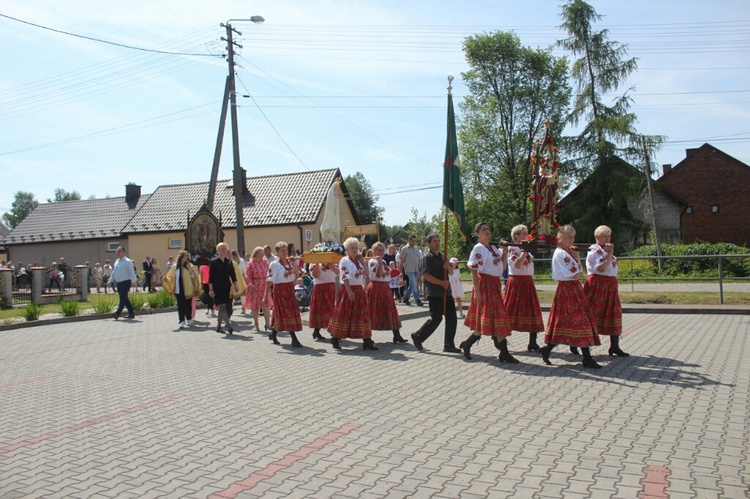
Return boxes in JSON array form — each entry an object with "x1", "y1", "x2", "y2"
[{"x1": 0, "y1": 13, "x2": 220, "y2": 57}]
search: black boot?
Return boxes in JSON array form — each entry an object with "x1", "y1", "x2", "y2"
[
  {"x1": 392, "y1": 329, "x2": 408, "y2": 343},
  {"x1": 581, "y1": 347, "x2": 602, "y2": 369},
  {"x1": 498, "y1": 339, "x2": 519, "y2": 364},
  {"x1": 363, "y1": 338, "x2": 379, "y2": 351},
  {"x1": 290, "y1": 332, "x2": 303, "y2": 348},
  {"x1": 608, "y1": 335, "x2": 629, "y2": 357},
  {"x1": 331, "y1": 337, "x2": 341, "y2": 350},
  {"x1": 491, "y1": 335, "x2": 503, "y2": 351},
  {"x1": 459, "y1": 334, "x2": 481, "y2": 360},
  {"x1": 540, "y1": 343, "x2": 556, "y2": 365},
  {"x1": 270, "y1": 329, "x2": 280, "y2": 345},
  {"x1": 570, "y1": 346, "x2": 580, "y2": 355},
  {"x1": 312, "y1": 328, "x2": 327, "y2": 341},
  {"x1": 528, "y1": 332, "x2": 540, "y2": 352}
]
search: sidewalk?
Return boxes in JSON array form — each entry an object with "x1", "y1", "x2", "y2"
[{"x1": 1, "y1": 310, "x2": 748, "y2": 497}]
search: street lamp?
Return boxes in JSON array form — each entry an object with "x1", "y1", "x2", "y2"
[{"x1": 220, "y1": 15, "x2": 264, "y2": 258}]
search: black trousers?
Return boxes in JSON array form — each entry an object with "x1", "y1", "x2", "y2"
[
  {"x1": 143, "y1": 271, "x2": 152, "y2": 291},
  {"x1": 115, "y1": 280, "x2": 134, "y2": 315},
  {"x1": 413, "y1": 295, "x2": 457, "y2": 348},
  {"x1": 176, "y1": 289, "x2": 192, "y2": 322}
]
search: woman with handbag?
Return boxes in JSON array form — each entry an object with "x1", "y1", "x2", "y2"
[{"x1": 163, "y1": 250, "x2": 202, "y2": 329}]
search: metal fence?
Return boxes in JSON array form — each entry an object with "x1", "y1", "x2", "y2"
[
  {"x1": 458, "y1": 253, "x2": 750, "y2": 305},
  {"x1": 42, "y1": 265, "x2": 79, "y2": 295},
  {"x1": 11, "y1": 271, "x2": 32, "y2": 305}
]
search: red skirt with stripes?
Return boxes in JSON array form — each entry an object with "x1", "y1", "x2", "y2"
[
  {"x1": 271, "y1": 282, "x2": 303, "y2": 332},
  {"x1": 308, "y1": 282, "x2": 336, "y2": 328},
  {"x1": 366, "y1": 281, "x2": 402, "y2": 330},
  {"x1": 503, "y1": 275, "x2": 544, "y2": 332},
  {"x1": 464, "y1": 274, "x2": 511, "y2": 338},
  {"x1": 327, "y1": 285, "x2": 372, "y2": 339},
  {"x1": 584, "y1": 274, "x2": 622, "y2": 336},
  {"x1": 544, "y1": 280, "x2": 600, "y2": 347}
]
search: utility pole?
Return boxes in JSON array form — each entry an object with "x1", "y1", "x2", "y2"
[
  {"x1": 207, "y1": 75, "x2": 230, "y2": 211},
  {"x1": 222, "y1": 22, "x2": 246, "y2": 258},
  {"x1": 641, "y1": 136, "x2": 663, "y2": 271}
]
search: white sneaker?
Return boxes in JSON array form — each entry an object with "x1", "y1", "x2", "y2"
[
  {"x1": 186, "y1": 320, "x2": 192, "y2": 327},
  {"x1": 178, "y1": 321, "x2": 186, "y2": 328}
]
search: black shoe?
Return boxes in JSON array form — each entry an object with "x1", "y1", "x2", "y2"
[
  {"x1": 403, "y1": 300, "x2": 411, "y2": 306},
  {"x1": 582, "y1": 357, "x2": 602, "y2": 369},
  {"x1": 113, "y1": 312, "x2": 120, "y2": 320},
  {"x1": 539, "y1": 345, "x2": 553, "y2": 365},
  {"x1": 411, "y1": 333, "x2": 423, "y2": 351},
  {"x1": 331, "y1": 337, "x2": 341, "y2": 350},
  {"x1": 393, "y1": 331, "x2": 408, "y2": 343},
  {"x1": 363, "y1": 338, "x2": 379, "y2": 351},
  {"x1": 443, "y1": 346, "x2": 462, "y2": 354},
  {"x1": 270, "y1": 330, "x2": 280, "y2": 345},
  {"x1": 570, "y1": 346, "x2": 581, "y2": 355},
  {"x1": 290, "y1": 332, "x2": 303, "y2": 348},
  {"x1": 216, "y1": 327, "x2": 224, "y2": 334},
  {"x1": 459, "y1": 335, "x2": 480, "y2": 360},
  {"x1": 498, "y1": 351, "x2": 520, "y2": 363},
  {"x1": 312, "y1": 330, "x2": 328, "y2": 341},
  {"x1": 227, "y1": 326, "x2": 234, "y2": 335},
  {"x1": 127, "y1": 313, "x2": 135, "y2": 319},
  {"x1": 528, "y1": 341, "x2": 540, "y2": 352},
  {"x1": 416, "y1": 300, "x2": 423, "y2": 307},
  {"x1": 608, "y1": 348, "x2": 630, "y2": 357},
  {"x1": 491, "y1": 336, "x2": 503, "y2": 351}
]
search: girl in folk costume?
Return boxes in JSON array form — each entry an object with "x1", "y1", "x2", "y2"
[
  {"x1": 244, "y1": 247, "x2": 271, "y2": 331},
  {"x1": 162, "y1": 250, "x2": 202, "y2": 329},
  {"x1": 503, "y1": 225, "x2": 545, "y2": 352},
  {"x1": 327, "y1": 237, "x2": 378, "y2": 351},
  {"x1": 308, "y1": 260, "x2": 339, "y2": 342},
  {"x1": 366, "y1": 242, "x2": 408, "y2": 344},
  {"x1": 263, "y1": 241, "x2": 304, "y2": 347},
  {"x1": 460, "y1": 222, "x2": 518, "y2": 363},
  {"x1": 448, "y1": 258, "x2": 465, "y2": 318},
  {"x1": 539, "y1": 225, "x2": 602, "y2": 369},
  {"x1": 584, "y1": 225, "x2": 628, "y2": 357}
]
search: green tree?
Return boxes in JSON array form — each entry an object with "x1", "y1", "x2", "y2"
[
  {"x1": 459, "y1": 31, "x2": 571, "y2": 237},
  {"x1": 2, "y1": 191, "x2": 39, "y2": 228},
  {"x1": 47, "y1": 188, "x2": 82, "y2": 203},
  {"x1": 558, "y1": 0, "x2": 640, "y2": 172},
  {"x1": 344, "y1": 172, "x2": 383, "y2": 225},
  {"x1": 404, "y1": 208, "x2": 439, "y2": 247}
]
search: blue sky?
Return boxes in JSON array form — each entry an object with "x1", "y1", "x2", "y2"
[{"x1": 1, "y1": 0, "x2": 748, "y2": 228}]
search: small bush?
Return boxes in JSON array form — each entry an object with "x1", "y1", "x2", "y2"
[
  {"x1": 0, "y1": 297, "x2": 11, "y2": 310},
  {"x1": 92, "y1": 296, "x2": 116, "y2": 314},
  {"x1": 60, "y1": 300, "x2": 79, "y2": 317},
  {"x1": 128, "y1": 293, "x2": 147, "y2": 310},
  {"x1": 21, "y1": 302, "x2": 42, "y2": 321},
  {"x1": 148, "y1": 290, "x2": 176, "y2": 309},
  {"x1": 627, "y1": 242, "x2": 750, "y2": 277},
  {"x1": 55, "y1": 293, "x2": 66, "y2": 305}
]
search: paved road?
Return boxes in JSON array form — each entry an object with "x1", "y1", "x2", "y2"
[{"x1": 1, "y1": 309, "x2": 749, "y2": 498}]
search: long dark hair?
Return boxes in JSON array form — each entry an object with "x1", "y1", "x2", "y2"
[{"x1": 177, "y1": 250, "x2": 190, "y2": 268}]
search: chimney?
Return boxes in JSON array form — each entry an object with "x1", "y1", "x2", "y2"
[
  {"x1": 125, "y1": 183, "x2": 141, "y2": 207},
  {"x1": 662, "y1": 164, "x2": 672, "y2": 175},
  {"x1": 240, "y1": 168, "x2": 249, "y2": 195}
]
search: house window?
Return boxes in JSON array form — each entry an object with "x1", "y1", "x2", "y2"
[
  {"x1": 686, "y1": 206, "x2": 693, "y2": 214},
  {"x1": 107, "y1": 242, "x2": 120, "y2": 252},
  {"x1": 168, "y1": 238, "x2": 183, "y2": 249},
  {"x1": 712, "y1": 205, "x2": 720, "y2": 213}
]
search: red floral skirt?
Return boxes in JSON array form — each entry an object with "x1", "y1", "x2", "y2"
[
  {"x1": 271, "y1": 282, "x2": 302, "y2": 332},
  {"x1": 545, "y1": 280, "x2": 600, "y2": 347},
  {"x1": 308, "y1": 282, "x2": 336, "y2": 328},
  {"x1": 366, "y1": 281, "x2": 402, "y2": 330},
  {"x1": 243, "y1": 277, "x2": 266, "y2": 309},
  {"x1": 504, "y1": 275, "x2": 544, "y2": 332},
  {"x1": 464, "y1": 274, "x2": 511, "y2": 338},
  {"x1": 584, "y1": 274, "x2": 622, "y2": 336},
  {"x1": 327, "y1": 285, "x2": 371, "y2": 339}
]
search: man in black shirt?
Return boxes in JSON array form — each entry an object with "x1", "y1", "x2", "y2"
[
  {"x1": 410, "y1": 233, "x2": 461, "y2": 353},
  {"x1": 209, "y1": 243, "x2": 238, "y2": 334}
]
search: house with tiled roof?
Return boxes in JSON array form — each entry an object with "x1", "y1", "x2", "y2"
[
  {"x1": 0, "y1": 221, "x2": 9, "y2": 262},
  {"x1": 4, "y1": 168, "x2": 360, "y2": 270}
]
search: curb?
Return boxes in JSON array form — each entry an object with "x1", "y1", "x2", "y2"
[{"x1": 0, "y1": 306, "x2": 178, "y2": 331}]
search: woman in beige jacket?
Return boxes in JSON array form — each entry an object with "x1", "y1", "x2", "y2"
[{"x1": 163, "y1": 250, "x2": 202, "y2": 328}]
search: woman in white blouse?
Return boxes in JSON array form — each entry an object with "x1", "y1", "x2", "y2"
[
  {"x1": 459, "y1": 222, "x2": 517, "y2": 363},
  {"x1": 540, "y1": 225, "x2": 601, "y2": 369},
  {"x1": 263, "y1": 242, "x2": 303, "y2": 347},
  {"x1": 584, "y1": 225, "x2": 628, "y2": 357},
  {"x1": 327, "y1": 238, "x2": 377, "y2": 351},
  {"x1": 366, "y1": 242, "x2": 407, "y2": 344}
]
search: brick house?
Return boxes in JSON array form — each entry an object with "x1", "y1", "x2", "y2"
[{"x1": 657, "y1": 143, "x2": 750, "y2": 247}]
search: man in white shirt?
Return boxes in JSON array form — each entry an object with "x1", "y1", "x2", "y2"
[
  {"x1": 399, "y1": 235, "x2": 423, "y2": 306},
  {"x1": 109, "y1": 246, "x2": 138, "y2": 320},
  {"x1": 263, "y1": 245, "x2": 277, "y2": 265}
]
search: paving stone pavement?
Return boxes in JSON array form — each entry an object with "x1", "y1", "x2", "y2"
[{"x1": 1, "y1": 308, "x2": 749, "y2": 498}]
